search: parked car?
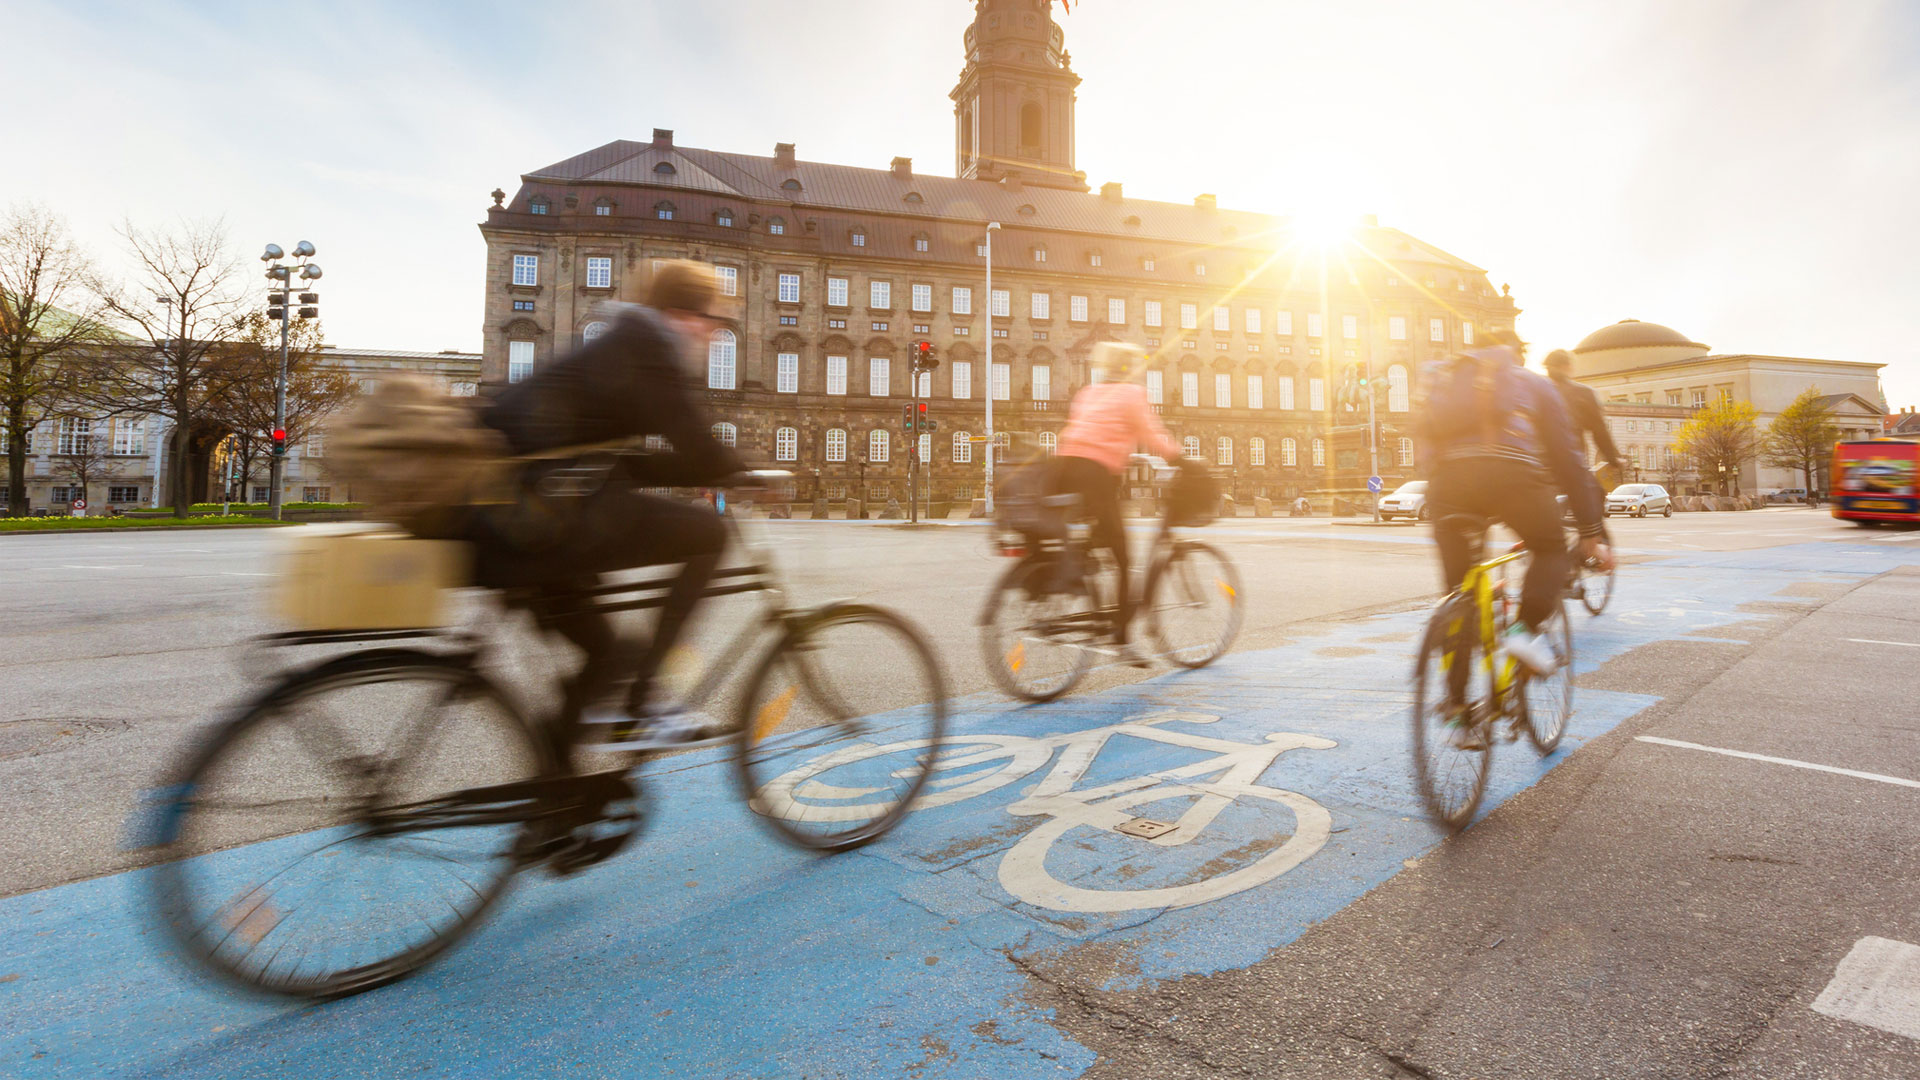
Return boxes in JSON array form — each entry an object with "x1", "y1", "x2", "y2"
[
  {"x1": 1766, "y1": 488, "x2": 1810, "y2": 503},
  {"x1": 1605, "y1": 483, "x2": 1672, "y2": 517},
  {"x1": 1377, "y1": 481, "x2": 1428, "y2": 521}
]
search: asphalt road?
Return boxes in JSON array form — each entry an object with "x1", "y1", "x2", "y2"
[{"x1": 1, "y1": 506, "x2": 1915, "y2": 1078}]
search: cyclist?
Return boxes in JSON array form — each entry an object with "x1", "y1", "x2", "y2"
[
  {"x1": 471, "y1": 260, "x2": 744, "y2": 750},
  {"x1": 1543, "y1": 349, "x2": 1624, "y2": 474},
  {"x1": 1417, "y1": 329, "x2": 1612, "y2": 684},
  {"x1": 1052, "y1": 342, "x2": 1185, "y2": 665}
]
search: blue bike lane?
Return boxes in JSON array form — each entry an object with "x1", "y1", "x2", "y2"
[{"x1": 3, "y1": 538, "x2": 1911, "y2": 1079}]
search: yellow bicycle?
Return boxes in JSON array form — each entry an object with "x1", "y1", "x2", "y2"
[{"x1": 1410, "y1": 515, "x2": 1573, "y2": 831}]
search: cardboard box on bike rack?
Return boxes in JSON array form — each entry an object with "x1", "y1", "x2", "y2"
[{"x1": 271, "y1": 525, "x2": 469, "y2": 631}]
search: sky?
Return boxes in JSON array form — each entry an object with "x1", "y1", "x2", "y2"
[{"x1": 8, "y1": 0, "x2": 1919, "y2": 406}]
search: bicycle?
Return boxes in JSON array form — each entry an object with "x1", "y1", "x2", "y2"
[
  {"x1": 1409, "y1": 514, "x2": 1574, "y2": 831},
  {"x1": 139, "y1": 466, "x2": 949, "y2": 999},
  {"x1": 758, "y1": 709, "x2": 1335, "y2": 912},
  {"x1": 979, "y1": 456, "x2": 1243, "y2": 702},
  {"x1": 1567, "y1": 527, "x2": 1616, "y2": 615}
]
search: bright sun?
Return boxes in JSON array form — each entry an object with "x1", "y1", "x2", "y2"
[{"x1": 1290, "y1": 207, "x2": 1358, "y2": 249}]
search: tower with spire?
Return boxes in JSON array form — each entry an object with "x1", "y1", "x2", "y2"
[{"x1": 951, "y1": 0, "x2": 1085, "y2": 190}]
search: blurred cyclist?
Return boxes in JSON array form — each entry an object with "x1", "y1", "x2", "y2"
[
  {"x1": 471, "y1": 260, "x2": 744, "y2": 751},
  {"x1": 1417, "y1": 329, "x2": 1611, "y2": 682},
  {"x1": 1052, "y1": 342, "x2": 1185, "y2": 666},
  {"x1": 1543, "y1": 349, "x2": 1624, "y2": 474}
]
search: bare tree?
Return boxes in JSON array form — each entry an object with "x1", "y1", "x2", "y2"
[
  {"x1": 1762, "y1": 387, "x2": 1841, "y2": 498},
  {"x1": 81, "y1": 219, "x2": 251, "y2": 517},
  {"x1": 0, "y1": 203, "x2": 109, "y2": 516},
  {"x1": 1674, "y1": 397, "x2": 1762, "y2": 495},
  {"x1": 208, "y1": 311, "x2": 353, "y2": 496},
  {"x1": 55, "y1": 423, "x2": 118, "y2": 509}
]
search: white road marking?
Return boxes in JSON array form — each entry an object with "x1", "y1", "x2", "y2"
[
  {"x1": 1813, "y1": 937, "x2": 1920, "y2": 1042},
  {"x1": 1635, "y1": 736, "x2": 1920, "y2": 790},
  {"x1": 219, "y1": 572, "x2": 270, "y2": 577},
  {"x1": 59, "y1": 564, "x2": 138, "y2": 570},
  {"x1": 1846, "y1": 638, "x2": 1920, "y2": 649}
]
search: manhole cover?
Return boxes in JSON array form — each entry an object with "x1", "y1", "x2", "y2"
[{"x1": 0, "y1": 719, "x2": 130, "y2": 762}]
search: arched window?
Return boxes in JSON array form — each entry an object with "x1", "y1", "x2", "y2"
[
  {"x1": 769, "y1": 216, "x2": 786, "y2": 235},
  {"x1": 1039, "y1": 431, "x2": 1058, "y2": 455},
  {"x1": 654, "y1": 201, "x2": 675, "y2": 220},
  {"x1": 1311, "y1": 437, "x2": 1326, "y2": 467},
  {"x1": 781, "y1": 178, "x2": 802, "y2": 192},
  {"x1": 1020, "y1": 102, "x2": 1042, "y2": 149},
  {"x1": 710, "y1": 422, "x2": 737, "y2": 447},
  {"x1": 1183, "y1": 435, "x2": 1202, "y2": 460},
  {"x1": 1397, "y1": 437, "x2": 1414, "y2": 466},
  {"x1": 1387, "y1": 364, "x2": 1410, "y2": 412},
  {"x1": 581, "y1": 320, "x2": 609, "y2": 343},
  {"x1": 707, "y1": 329, "x2": 737, "y2": 389},
  {"x1": 918, "y1": 433, "x2": 931, "y2": 463},
  {"x1": 869, "y1": 429, "x2": 890, "y2": 462},
  {"x1": 903, "y1": 191, "x2": 924, "y2": 204},
  {"x1": 1281, "y1": 437, "x2": 1297, "y2": 466},
  {"x1": 953, "y1": 431, "x2": 973, "y2": 463},
  {"x1": 825, "y1": 428, "x2": 847, "y2": 462},
  {"x1": 775, "y1": 427, "x2": 797, "y2": 462},
  {"x1": 1216, "y1": 437, "x2": 1233, "y2": 466},
  {"x1": 992, "y1": 431, "x2": 1011, "y2": 463},
  {"x1": 1250, "y1": 437, "x2": 1266, "y2": 466},
  {"x1": 654, "y1": 162, "x2": 676, "y2": 175}
]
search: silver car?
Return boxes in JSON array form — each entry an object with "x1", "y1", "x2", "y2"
[
  {"x1": 1605, "y1": 483, "x2": 1672, "y2": 518},
  {"x1": 1378, "y1": 480, "x2": 1428, "y2": 521}
]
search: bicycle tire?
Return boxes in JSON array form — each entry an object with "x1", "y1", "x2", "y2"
[
  {"x1": 1579, "y1": 559, "x2": 1615, "y2": 615},
  {"x1": 1146, "y1": 540, "x2": 1243, "y2": 669},
  {"x1": 978, "y1": 555, "x2": 1098, "y2": 702},
  {"x1": 1523, "y1": 596, "x2": 1575, "y2": 754},
  {"x1": 146, "y1": 649, "x2": 554, "y2": 999},
  {"x1": 1410, "y1": 595, "x2": 1493, "y2": 832},
  {"x1": 736, "y1": 603, "x2": 949, "y2": 852}
]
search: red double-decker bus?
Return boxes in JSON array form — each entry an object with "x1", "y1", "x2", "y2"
[{"x1": 1832, "y1": 439, "x2": 1920, "y2": 524}]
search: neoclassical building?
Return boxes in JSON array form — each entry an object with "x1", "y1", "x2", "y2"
[{"x1": 475, "y1": 0, "x2": 1518, "y2": 506}]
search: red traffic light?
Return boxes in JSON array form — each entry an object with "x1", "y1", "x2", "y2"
[
  {"x1": 917, "y1": 341, "x2": 931, "y2": 355},
  {"x1": 916, "y1": 402, "x2": 928, "y2": 416},
  {"x1": 271, "y1": 429, "x2": 286, "y2": 442}
]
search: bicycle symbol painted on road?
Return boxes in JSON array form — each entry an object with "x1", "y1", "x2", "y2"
[{"x1": 758, "y1": 711, "x2": 1337, "y2": 913}]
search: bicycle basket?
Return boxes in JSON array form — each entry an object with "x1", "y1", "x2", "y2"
[
  {"x1": 992, "y1": 462, "x2": 1060, "y2": 544},
  {"x1": 1165, "y1": 461, "x2": 1220, "y2": 527}
]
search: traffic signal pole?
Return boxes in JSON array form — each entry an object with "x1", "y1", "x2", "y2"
[
  {"x1": 908, "y1": 376, "x2": 919, "y2": 524},
  {"x1": 268, "y1": 304, "x2": 290, "y2": 521},
  {"x1": 1366, "y1": 355, "x2": 1380, "y2": 522}
]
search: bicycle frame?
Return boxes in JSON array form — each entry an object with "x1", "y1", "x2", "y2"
[{"x1": 1453, "y1": 547, "x2": 1529, "y2": 710}]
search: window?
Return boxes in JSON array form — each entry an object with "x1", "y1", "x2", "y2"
[
  {"x1": 707, "y1": 329, "x2": 737, "y2": 389},
  {"x1": 826, "y1": 428, "x2": 847, "y2": 462},
  {"x1": 1070, "y1": 295, "x2": 1088, "y2": 322},
  {"x1": 910, "y1": 283, "x2": 931, "y2": 312},
  {"x1": 851, "y1": 230, "x2": 866, "y2": 247},
  {"x1": 580, "y1": 256, "x2": 612, "y2": 290},
  {"x1": 108, "y1": 485, "x2": 139, "y2": 503},
  {"x1": 1215, "y1": 373, "x2": 1231, "y2": 408},
  {"x1": 914, "y1": 235, "x2": 929, "y2": 252},
  {"x1": 870, "y1": 281, "x2": 890, "y2": 309},
  {"x1": 1277, "y1": 311, "x2": 1293, "y2": 335},
  {"x1": 777, "y1": 352, "x2": 799, "y2": 394},
  {"x1": 1182, "y1": 371, "x2": 1199, "y2": 407},
  {"x1": 1143, "y1": 257, "x2": 1157, "y2": 272},
  {"x1": 1183, "y1": 435, "x2": 1203, "y2": 459},
  {"x1": 305, "y1": 430, "x2": 325, "y2": 458},
  {"x1": 1146, "y1": 370, "x2": 1164, "y2": 405},
  {"x1": 913, "y1": 323, "x2": 930, "y2": 334},
  {"x1": 915, "y1": 369, "x2": 932, "y2": 397},
  {"x1": 952, "y1": 431, "x2": 972, "y2": 462},
  {"x1": 869, "y1": 357, "x2": 890, "y2": 397},
  {"x1": 918, "y1": 433, "x2": 932, "y2": 463},
  {"x1": 952, "y1": 287, "x2": 972, "y2": 315},
  {"x1": 595, "y1": 203, "x2": 613, "y2": 217},
  {"x1": 992, "y1": 362, "x2": 1010, "y2": 401},
  {"x1": 993, "y1": 431, "x2": 1011, "y2": 463},
  {"x1": 1397, "y1": 437, "x2": 1414, "y2": 467},
  {"x1": 1309, "y1": 376, "x2": 1325, "y2": 411},
  {"x1": 1626, "y1": 419, "x2": 1638, "y2": 433},
  {"x1": 1277, "y1": 376, "x2": 1295, "y2": 410},
  {"x1": 1108, "y1": 298, "x2": 1125, "y2": 324},
  {"x1": 1691, "y1": 390, "x2": 1706, "y2": 408},
  {"x1": 1180, "y1": 303, "x2": 1198, "y2": 330},
  {"x1": 1089, "y1": 252, "x2": 1103, "y2": 267},
  {"x1": 1388, "y1": 316, "x2": 1406, "y2": 341},
  {"x1": 1217, "y1": 437, "x2": 1233, "y2": 466},
  {"x1": 1213, "y1": 307, "x2": 1230, "y2": 332},
  {"x1": 778, "y1": 273, "x2": 800, "y2": 303},
  {"x1": 512, "y1": 254, "x2": 538, "y2": 287},
  {"x1": 512, "y1": 299, "x2": 535, "y2": 312},
  {"x1": 1281, "y1": 437, "x2": 1297, "y2": 466},
  {"x1": 529, "y1": 198, "x2": 548, "y2": 215},
  {"x1": 1250, "y1": 437, "x2": 1266, "y2": 466},
  {"x1": 1667, "y1": 391, "x2": 1683, "y2": 406},
  {"x1": 1145, "y1": 300, "x2": 1162, "y2": 327},
  {"x1": 951, "y1": 361, "x2": 971, "y2": 399},
  {"x1": 1033, "y1": 246, "x2": 1047, "y2": 263},
  {"x1": 770, "y1": 217, "x2": 786, "y2": 235},
  {"x1": 1387, "y1": 364, "x2": 1409, "y2": 412},
  {"x1": 508, "y1": 340, "x2": 535, "y2": 383},
  {"x1": 869, "y1": 429, "x2": 890, "y2": 462},
  {"x1": 1307, "y1": 313, "x2": 1323, "y2": 338},
  {"x1": 976, "y1": 243, "x2": 988, "y2": 257},
  {"x1": 655, "y1": 203, "x2": 675, "y2": 220},
  {"x1": 872, "y1": 321, "x2": 888, "y2": 332},
  {"x1": 252, "y1": 485, "x2": 270, "y2": 503},
  {"x1": 1194, "y1": 263, "x2": 1207, "y2": 277},
  {"x1": 1247, "y1": 375, "x2": 1264, "y2": 410},
  {"x1": 826, "y1": 355, "x2": 847, "y2": 396},
  {"x1": 57, "y1": 417, "x2": 93, "y2": 455},
  {"x1": 113, "y1": 417, "x2": 145, "y2": 456},
  {"x1": 715, "y1": 210, "x2": 732, "y2": 226},
  {"x1": 992, "y1": 289, "x2": 1010, "y2": 318},
  {"x1": 711, "y1": 422, "x2": 738, "y2": 447},
  {"x1": 1462, "y1": 322, "x2": 1474, "y2": 345},
  {"x1": 1039, "y1": 431, "x2": 1057, "y2": 455},
  {"x1": 828, "y1": 277, "x2": 849, "y2": 307},
  {"x1": 1429, "y1": 317, "x2": 1445, "y2": 343},
  {"x1": 1032, "y1": 365, "x2": 1051, "y2": 401},
  {"x1": 1312, "y1": 437, "x2": 1326, "y2": 466},
  {"x1": 781, "y1": 315, "x2": 800, "y2": 326},
  {"x1": 1246, "y1": 309, "x2": 1262, "y2": 334},
  {"x1": 1343, "y1": 314, "x2": 1359, "y2": 339},
  {"x1": 775, "y1": 427, "x2": 797, "y2": 461},
  {"x1": 1031, "y1": 292, "x2": 1050, "y2": 319}
]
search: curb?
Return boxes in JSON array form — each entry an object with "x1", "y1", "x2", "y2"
[{"x1": 0, "y1": 522, "x2": 299, "y2": 538}]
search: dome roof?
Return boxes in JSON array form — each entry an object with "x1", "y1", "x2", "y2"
[{"x1": 1574, "y1": 319, "x2": 1708, "y2": 354}]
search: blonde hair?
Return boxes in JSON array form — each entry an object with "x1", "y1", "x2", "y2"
[{"x1": 1090, "y1": 342, "x2": 1150, "y2": 384}]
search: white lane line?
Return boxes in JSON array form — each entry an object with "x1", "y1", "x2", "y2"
[
  {"x1": 219, "y1": 572, "x2": 270, "y2": 578},
  {"x1": 1635, "y1": 736, "x2": 1920, "y2": 790},
  {"x1": 1846, "y1": 638, "x2": 1920, "y2": 648},
  {"x1": 1814, "y1": 937, "x2": 1920, "y2": 1042}
]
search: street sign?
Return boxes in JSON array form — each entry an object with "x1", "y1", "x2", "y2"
[
  {"x1": 71, "y1": 499, "x2": 87, "y2": 518},
  {"x1": 1366, "y1": 476, "x2": 1382, "y2": 494}
]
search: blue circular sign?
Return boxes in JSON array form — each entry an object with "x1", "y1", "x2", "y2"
[{"x1": 1367, "y1": 475, "x2": 1383, "y2": 493}]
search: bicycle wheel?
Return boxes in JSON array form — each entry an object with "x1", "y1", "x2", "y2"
[
  {"x1": 1522, "y1": 597, "x2": 1575, "y2": 754},
  {"x1": 737, "y1": 603, "x2": 949, "y2": 852},
  {"x1": 979, "y1": 554, "x2": 1099, "y2": 702},
  {"x1": 1579, "y1": 560, "x2": 1615, "y2": 615},
  {"x1": 1146, "y1": 540, "x2": 1243, "y2": 668},
  {"x1": 1410, "y1": 595, "x2": 1494, "y2": 832},
  {"x1": 146, "y1": 650, "x2": 553, "y2": 999}
]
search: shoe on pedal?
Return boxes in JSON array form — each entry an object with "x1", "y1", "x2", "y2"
[
  {"x1": 1443, "y1": 705, "x2": 1488, "y2": 751},
  {"x1": 581, "y1": 704, "x2": 701, "y2": 752},
  {"x1": 1499, "y1": 620, "x2": 1562, "y2": 677}
]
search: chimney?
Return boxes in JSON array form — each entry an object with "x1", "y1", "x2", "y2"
[
  {"x1": 1000, "y1": 170, "x2": 1023, "y2": 192},
  {"x1": 891, "y1": 156, "x2": 913, "y2": 180},
  {"x1": 1100, "y1": 181, "x2": 1123, "y2": 202},
  {"x1": 774, "y1": 142, "x2": 796, "y2": 167},
  {"x1": 1194, "y1": 193, "x2": 1217, "y2": 210},
  {"x1": 652, "y1": 128, "x2": 673, "y2": 148}
]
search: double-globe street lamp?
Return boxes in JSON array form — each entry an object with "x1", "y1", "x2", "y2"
[{"x1": 260, "y1": 242, "x2": 322, "y2": 520}]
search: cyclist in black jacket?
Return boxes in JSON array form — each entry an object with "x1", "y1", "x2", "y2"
[{"x1": 1543, "y1": 349, "x2": 1624, "y2": 473}]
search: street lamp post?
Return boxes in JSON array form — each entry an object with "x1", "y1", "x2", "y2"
[
  {"x1": 856, "y1": 448, "x2": 869, "y2": 519},
  {"x1": 983, "y1": 221, "x2": 1000, "y2": 514},
  {"x1": 151, "y1": 294, "x2": 172, "y2": 509},
  {"x1": 259, "y1": 242, "x2": 322, "y2": 521}
]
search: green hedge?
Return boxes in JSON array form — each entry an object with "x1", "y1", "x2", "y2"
[
  {"x1": 167, "y1": 501, "x2": 363, "y2": 513},
  {"x1": 0, "y1": 515, "x2": 294, "y2": 532}
]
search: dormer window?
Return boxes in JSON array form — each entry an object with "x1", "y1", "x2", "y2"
[
  {"x1": 715, "y1": 209, "x2": 734, "y2": 227},
  {"x1": 781, "y1": 178, "x2": 802, "y2": 191},
  {"x1": 851, "y1": 229, "x2": 866, "y2": 247},
  {"x1": 1017, "y1": 204, "x2": 1036, "y2": 216},
  {"x1": 769, "y1": 217, "x2": 786, "y2": 235},
  {"x1": 655, "y1": 161, "x2": 677, "y2": 175},
  {"x1": 654, "y1": 201, "x2": 675, "y2": 220},
  {"x1": 1088, "y1": 251, "x2": 1103, "y2": 267},
  {"x1": 592, "y1": 197, "x2": 615, "y2": 216},
  {"x1": 528, "y1": 197, "x2": 550, "y2": 215},
  {"x1": 1123, "y1": 215, "x2": 1141, "y2": 226},
  {"x1": 1194, "y1": 262, "x2": 1208, "y2": 277},
  {"x1": 1142, "y1": 256, "x2": 1156, "y2": 271},
  {"x1": 903, "y1": 191, "x2": 924, "y2": 204},
  {"x1": 913, "y1": 233, "x2": 930, "y2": 252},
  {"x1": 1033, "y1": 245, "x2": 1047, "y2": 263}
]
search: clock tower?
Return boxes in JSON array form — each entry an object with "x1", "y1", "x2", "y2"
[{"x1": 952, "y1": 0, "x2": 1086, "y2": 190}]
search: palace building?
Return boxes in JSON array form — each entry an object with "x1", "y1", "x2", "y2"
[{"x1": 475, "y1": 0, "x2": 1518, "y2": 507}]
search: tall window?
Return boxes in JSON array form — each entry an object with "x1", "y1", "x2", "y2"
[
  {"x1": 1311, "y1": 437, "x2": 1326, "y2": 466},
  {"x1": 828, "y1": 277, "x2": 849, "y2": 306},
  {"x1": 1033, "y1": 245, "x2": 1047, "y2": 263},
  {"x1": 951, "y1": 361, "x2": 971, "y2": 399},
  {"x1": 1309, "y1": 376, "x2": 1325, "y2": 411},
  {"x1": 1146, "y1": 370, "x2": 1164, "y2": 405},
  {"x1": 1387, "y1": 364, "x2": 1409, "y2": 412},
  {"x1": 918, "y1": 433, "x2": 932, "y2": 462},
  {"x1": 716, "y1": 266, "x2": 738, "y2": 296},
  {"x1": 305, "y1": 430, "x2": 325, "y2": 458},
  {"x1": 1038, "y1": 430, "x2": 1058, "y2": 455},
  {"x1": 1307, "y1": 313, "x2": 1323, "y2": 338},
  {"x1": 775, "y1": 427, "x2": 797, "y2": 462},
  {"x1": 1429, "y1": 317, "x2": 1445, "y2": 343},
  {"x1": 952, "y1": 431, "x2": 972, "y2": 462},
  {"x1": 1388, "y1": 315, "x2": 1407, "y2": 341},
  {"x1": 1144, "y1": 300, "x2": 1162, "y2": 328},
  {"x1": 1213, "y1": 307, "x2": 1230, "y2": 332},
  {"x1": 778, "y1": 273, "x2": 800, "y2": 303},
  {"x1": 1277, "y1": 311, "x2": 1293, "y2": 335},
  {"x1": 777, "y1": 352, "x2": 799, "y2": 394},
  {"x1": 911, "y1": 283, "x2": 931, "y2": 311},
  {"x1": 1397, "y1": 437, "x2": 1414, "y2": 466},
  {"x1": 57, "y1": 417, "x2": 93, "y2": 455},
  {"x1": 991, "y1": 362, "x2": 1010, "y2": 401},
  {"x1": 916, "y1": 370, "x2": 931, "y2": 397},
  {"x1": 1247, "y1": 375, "x2": 1264, "y2": 410},
  {"x1": 1183, "y1": 435, "x2": 1202, "y2": 459},
  {"x1": 508, "y1": 340, "x2": 535, "y2": 382},
  {"x1": 952, "y1": 286, "x2": 972, "y2": 314},
  {"x1": 1282, "y1": 437, "x2": 1297, "y2": 466},
  {"x1": 1180, "y1": 303, "x2": 1198, "y2": 330},
  {"x1": 1217, "y1": 437, "x2": 1233, "y2": 466},
  {"x1": 1342, "y1": 314, "x2": 1359, "y2": 338},
  {"x1": 113, "y1": 417, "x2": 145, "y2": 456},
  {"x1": 992, "y1": 289, "x2": 1010, "y2": 317},
  {"x1": 826, "y1": 428, "x2": 847, "y2": 462},
  {"x1": 826, "y1": 355, "x2": 847, "y2": 395},
  {"x1": 1250, "y1": 437, "x2": 1266, "y2": 465},
  {"x1": 1246, "y1": 309, "x2": 1262, "y2": 334},
  {"x1": 1182, "y1": 371, "x2": 1199, "y2": 407},
  {"x1": 1032, "y1": 365, "x2": 1051, "y2": 401},
  {"x1": 585, "y1": 257, "x2": 611, "y2": 289},
  {"x1": 1461, "y1": 321, "x2": 1474, "y2": 345},
  {"x1": 710, "y1": 422, "x2": 738, "y2": 447},
  {"x1": 1107, "y1": 298, "x2": 1125, "y2": 324},
  {"x1": 914, "y1": 236, "x2": 929, "y2": 252},
  {"x1": 869, "y1": 357, "x2": 890, "y2": 396},
  {"x1": 1070, "y1": 295, "x2": 1089, "y2": 322},
  {"x1": 869, "y1": 429, "x2": 890, "y2": 462},
  {"x1": 1277, "y1": 375, "x2": 1295, "y2": 410},
  {"x1": 707, "y1": 329, "x2": 737, "y2": 389},
  {"x1": 851, "y1": 230, "x2": 866, "y2": 247},
  {"x1": 993, "y1": 431, "x2": 1011, "y2": 463},
  {"x1": 1031, "y1": 292, "x2": 1050, "y2": 319},
  {"x1": 512, "y1": 254, "x2": 538, "y2": 286},
  {"x1": 1214, "y1": 373, "x2": 1230, "y2": 408},
  {"x1": 870, "y1": 281, "x2": 890, "y2": 309}
]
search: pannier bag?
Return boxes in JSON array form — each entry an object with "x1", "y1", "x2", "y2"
[
  {"x1": 993, "y1": 460, "x2": 1062, "y2": 543},
  {"x1": 1165, "y1": 460, "x2": 1220, "y2": 527},
  {"x1": 329, "y1": 376, "x2": 512, "y2": 537},
  {"x1": 272, "y1": 525, "x2": 468, "y2": 631}
]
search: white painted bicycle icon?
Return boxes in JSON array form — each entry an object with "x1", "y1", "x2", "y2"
[{"x1": 758, "y1": 711, "x2": 1337, "y2": 912}]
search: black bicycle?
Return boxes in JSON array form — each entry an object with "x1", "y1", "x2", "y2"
[
  {"x1": 140, "y1": 471, "x2": 948, "y2": 999},
  {"x1": 979, "y1": 457, "x2": 1243, "y2": 702}
]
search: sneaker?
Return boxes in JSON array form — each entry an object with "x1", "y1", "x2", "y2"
[
  {"x1": 1499, "y1": 620, "x2": 1562, "y2": 677},
  {"x1": 1443, "y1": 705, "x2": 1488, "y2": 751},
  {"x1": 580, "y1": 704, "x2": 703, "y2": 752}
]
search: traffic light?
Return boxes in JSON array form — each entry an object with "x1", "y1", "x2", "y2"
[
  {"x1": 915, "y1": 401, "x2": 928, "y2": 432},
  {"x1": 270, "y1": 428, "x2": 287, "y2": 457},
  {"x1": 912, "y1": 340, "x2": 940, "y2": 373},
  {"x1": 266, "y1": 306, "x2": 286, "y2": 321},
  {"x1": 901, "y1": 404, "x2": 916, "y2": 433}
]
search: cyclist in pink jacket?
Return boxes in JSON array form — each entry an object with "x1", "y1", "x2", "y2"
[{"x1": 1053, "y1": 343, "x2": 1185, "y2": 663}]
